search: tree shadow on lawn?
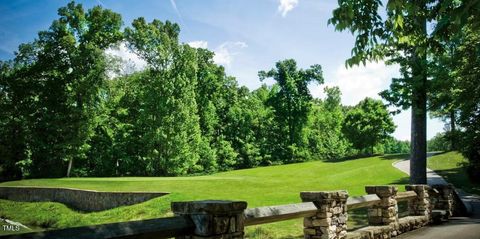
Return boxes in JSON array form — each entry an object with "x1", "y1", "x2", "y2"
[
  {"x1": 379, "y1": 154, "x2": 410, "y2": 161},
  {"x1": 388, "y1": 177, "x2": 410, "y2": 185},
  {"x1": 378, "y1": 151, "x2": 447, "y2": 161},
  {"x1": 322, "y1": 153, "x2": 409, "y2": 163},
  {"x1": 433, "y1": 167, "x2": 480, "y2": 195}
]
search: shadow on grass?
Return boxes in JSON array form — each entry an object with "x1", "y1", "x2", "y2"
[
  {"x1": 428, "y1": 151, "x2": 449, "y2": 157},
  {"x1": 377, "y1": 152, "x2": 446, "y2": 161},
  {"x1": 388, "y1": 177, "x2": 410, "y2": 185},
  {"x1": 322, "y1": 155, "x2": 373, "y2": 163},
  {"x1": 323, "y1": 153, "x2": 410, "y2": 163},
  {"x1": 432, "y1": 167, "x2": 480, "y2": 195},
  {"x1": 379, "y1": 154, "x2": 410, "y2": 161}
]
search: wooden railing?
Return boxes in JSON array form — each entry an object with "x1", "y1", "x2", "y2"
[
  {"x1": 243, "y1": 193, "x2": 381, "y2": 226},
  {"x1": 0, "y1": 184, "x2": 456, "y2": 239},
  {"x1": 396, "y1": 191, "x2": 417, "y2": 202},
  {"x1": 244, "y1": 201, "x2": 317, "y2": 226}
]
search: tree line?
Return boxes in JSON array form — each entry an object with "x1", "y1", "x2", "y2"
[{"x1": 0, "y1": 2, "x2": 405, "y2": 180}]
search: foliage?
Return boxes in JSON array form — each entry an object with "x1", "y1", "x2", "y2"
[
  {"x1": 305, "y1": 87, "x2": 349, "y2": 160},
  {"x1": 427, "y1": 132, "x2": 451, "y2": 152},
  {"x1": 224, "y1": 85, "x2": 278, "y2": 168},
  {"x1": 382, "y1": 137, "x2": 410, "y2": 154},
  {"x1": 0, "y1": 2, "x2": 406, "y2": 180},
  {"x1": 342, "y1": 98, "x2": 396, "y2": 155},
  {"x1": 427, "y1": 17, "x2": 480, "y2": 181},
  {"x1": 124, "y1": 18, "x2": 206, "y2": 176},
  {"x1": 259, "y1": 59, "x2": 324, "y2": 162},
  {"x1": 0, "y1": 2, "x2": 123, "y2": 179},
  {"x1": 328, "y1": 0, "x2": 479, "y2": 184},
  {"x1": 450, "y1": 22, "x2": 480, "y2": 181}
]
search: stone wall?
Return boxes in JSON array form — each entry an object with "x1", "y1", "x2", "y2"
[
  {"x1": 406, "y1": 185, "x2": 431, "y2": 221},
  {"x1": 429, "y1": 184, "x2": 455, "y2": 217},
  {"x1": 172, "y1": 200, "x2": 247, "y2": 239},
  {"x1": 301, "y1": 191, "x2": 349, "y2": 239},
  {"x1": 365, "y1": 185, "x2": 398, "y2": 237},
  {"x1": 0, "y1": 186, "x2": 168, "y2": 211}
]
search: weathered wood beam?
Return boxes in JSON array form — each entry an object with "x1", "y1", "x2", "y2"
[
  {"x1": 244, "y1": 202, "x2": 317, "y2": 226},
  {"x1": 396, "y1": 191, "x2": 418, "y2": 202},
  {"x1": 346, "y1": 194, "x2": 381, "y2": 210}
]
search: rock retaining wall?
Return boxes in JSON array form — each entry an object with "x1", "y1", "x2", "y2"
[
  {"x1": 429, "y1": 184, "x2": 455, "y2": 217},
  {"x1": 0, "y1": 186, "x2": 168, "y2": 211},
  {"x1": 301, "y1": 191, "x2": 349, "y2": 239}
]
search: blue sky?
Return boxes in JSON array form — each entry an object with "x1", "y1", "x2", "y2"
[{"x1": 0, "y1": 0, "x2": 445, "y2": 140}]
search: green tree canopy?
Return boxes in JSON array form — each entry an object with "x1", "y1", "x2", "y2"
[
  {"x1": 258, "y1": 59, "x2": 324, "y2": 161},
  {"x1": 342, "y1": 98, "x2": 396, "y2": 155},
  {"x1": 125, "y1": 18, "x2": 205, "y2": 175},
  {"x1": 0, "y1": 1, "x2": 123, "y2": 178}
]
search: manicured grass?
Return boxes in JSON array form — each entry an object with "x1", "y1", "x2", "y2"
[
  {"x1": 427, "y1": 151, "x2": 480, "y2": 195},
  {"x1": 0, "y1": 155, "x2": 409, "y2": 238}
]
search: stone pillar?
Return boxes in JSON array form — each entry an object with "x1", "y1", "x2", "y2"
[
  {"x1": 172, "y1": 200, "x2": 247, "y2": 239},
  {"x1": 405, "y1": 185, "x2": 431, "y2": 220},
  {"x1": 430, "y1": 184, "x2": 454, "y2": 217},
  {"x1": 365, "y1": 186, "x2": 398, "y2": 236},
  {"x1": 300, "y1": 191, "x2": 349, "y2": 239}
]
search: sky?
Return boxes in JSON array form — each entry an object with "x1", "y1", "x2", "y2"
[{"x1": 0, "y1": 0, "x2": 445, "y2": 140}]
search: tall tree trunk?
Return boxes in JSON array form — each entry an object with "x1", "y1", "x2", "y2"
[
  {"x1": 450, "y1": 110, "x2": 456, "y2": 150},
  {"x1": 410, "y1": 0, "x2": 428, "y2": 184},
  {"x1": 410, "y1": 91, "x2": 427, "y2": 184},
  {"x1": 66, "y1": 158, "x2": 73, "y2": 177}
]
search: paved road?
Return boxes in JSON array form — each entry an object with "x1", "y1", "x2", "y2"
[
  {"x1": 392, "y1": 158, "x2": 480, "y2": 239},
  {"x1": 395, "y1": 217, "x2": 480, "y2": 239},
  {"x1": 392, "y1": 159, "x2": 448, "y2": 185}
]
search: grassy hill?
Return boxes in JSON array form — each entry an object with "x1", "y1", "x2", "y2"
[
  {"x1": 428, "y1": 151, "x2": 480, "y2": 195},
  {"x1": 0, "y1": 154, "x2": 409, "y2": 238}
]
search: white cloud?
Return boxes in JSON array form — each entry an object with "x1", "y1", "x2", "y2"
[
  {"x1": 188, "y1": 41, "x2": 208, "y2": 49},
  {"x1": 213, "y1": 41, "x2": 248, "y2": 66},
  {"x1": 105, "y1": 43, "x2": 147, "y2": 75},
  {"x1": 278, "y1": 0, "x2": 299, "y2": 17},
  {"x1": 310, "y1": 61, "x2": 444, "y2": 141},
  {"x1": 313, "y1": 61, "x2": 400, "y2": 106}
]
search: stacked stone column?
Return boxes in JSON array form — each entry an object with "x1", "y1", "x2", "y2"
[
  {"x1": 430, "y1": 184, "x2": 455, "y2": 217},
  {"x1": 365, "y1": 186, "x2": 399, "y2": 236},
  {"x1": 405, "y1": 185, "x2": 431, "y2": 221},
  {"x1": 301, "y1": 191, "x2": 349, "y2": 239},
  {"x1": 172, "y1": 200, "x2": 247, "y2": 239}
]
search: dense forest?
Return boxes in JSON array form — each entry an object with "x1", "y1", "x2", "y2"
[
  {"x1": 0, "y1": 1, "x2": 478, "y2": 181},
  {"x1": 0, "y1": 2, "x2": 405, "y2": 180}
]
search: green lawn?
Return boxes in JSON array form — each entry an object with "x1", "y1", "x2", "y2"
[
  {"x1": 0, "y1": 155, "x2": 410, "y2": 238},
  {"x1": 427, "y1": 151, "x2": 480, "y2": 195}
]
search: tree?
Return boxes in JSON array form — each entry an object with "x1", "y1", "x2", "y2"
[
  {"x1": 125, "y1": 18, "x2": 206, "y2": 175},
  {"x1": 306, "y1": 86, "x2": 349, "y2": 160},
  {"x1": 450, "y1": 22, "x2": 480, "y2": 181},
  {"x1": 426, "y1": 11, "x2": 480, "y2": 181},
  {"x1": 429, "y1": 54, "x2": 459, "y2": 151},
  {"x1": 0, "y1": 2, "x2": 123, "y2": 178},
  {"x1": 0, "y1": 60, "x2": 31, "y2": 180},
  {"x1": 328, "y1": 0, "x2": 477, "y2": 183},
  {"x1": 383, "y1": 137, "x2": 410, "y2": 154},
  {"x1": 342, "y1": 98, "x2": 395, "y2": 155},
  {"x1": 427, "y1": 133, "x2": 450, "y2": 152},
  {"x1": 194, "y1": 48, "x2": 240, "y2": 172},
  {"x1": 258, "y1": 59, "x2": 324, "y2": 162}
]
